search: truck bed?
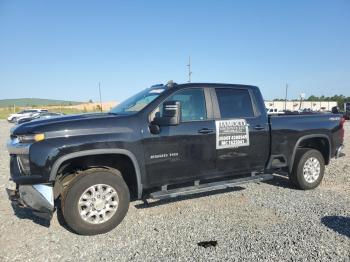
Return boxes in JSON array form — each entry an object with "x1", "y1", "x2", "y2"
[{"x1": 269, "y1": 113, "x2": 343, "y2": 170}]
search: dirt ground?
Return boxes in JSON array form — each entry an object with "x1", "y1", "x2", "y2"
[{"x1": 0, "y1": 120, "x2": 349, "y2": 261}]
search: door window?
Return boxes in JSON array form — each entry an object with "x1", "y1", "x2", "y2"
[
  {"x1": 215, "y1": 88, "x2": 254, "y2": 118},
  {"x1": 152, "y1": 88, "x2": 207, "y2": 122}
]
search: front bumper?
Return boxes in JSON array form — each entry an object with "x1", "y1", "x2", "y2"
[
  {"x1": 7, "y1": 138, "x2": 54, "y2": 220},
  {"x1": 7, "y1": 184, "x2": 54, "y2": 220},
  {"x1": 336, "y1": 144, "x2": 345, "y2": 158}
]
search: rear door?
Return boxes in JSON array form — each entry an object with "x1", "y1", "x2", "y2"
[{"x1": 212, "y1": 87, "x2": 269, "y2": 175}]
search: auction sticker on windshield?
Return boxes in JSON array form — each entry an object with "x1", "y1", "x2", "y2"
[{"x1": 215, "y1": 119, "x2": 250, "y2": 149}]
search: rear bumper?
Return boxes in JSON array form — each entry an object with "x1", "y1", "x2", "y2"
[
  {"x1": 335, "y1": 144, "x2": 345, "y2": 158},
  {"x1": 7, "y1": 184, "x2": 54, "y2": 220}
]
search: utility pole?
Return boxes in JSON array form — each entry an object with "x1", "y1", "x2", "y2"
[
  {"x1": 284, "y1": 83, "x2": 288, "y2": 111},
  {"x1": 98, "y1": 82, "x2": 103, "y2": 112},
  {"x1": 299, "y1": 93, "x2": 305, "y2": 110},
  {"x1": 187, "y1": 56, "x2": 192, "y2": 83}
]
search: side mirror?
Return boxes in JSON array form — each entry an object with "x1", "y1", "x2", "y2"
[
  {"x1": 149, "y1": 122, "x2": 161, "y2": 134},
  {"x1": 149, "y1": 101, "x2": 180, "y2": 135},
  {"x1": 158, "y1": 101, "x2": 180, "y2": 126}
]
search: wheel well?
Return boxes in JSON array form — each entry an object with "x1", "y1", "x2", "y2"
[
  {"x1": 55, "y1": 154, "x2": 138, "y2": 199},
  {"x1": 297, "y1": 137, "x2": 330, "y2": 165}
]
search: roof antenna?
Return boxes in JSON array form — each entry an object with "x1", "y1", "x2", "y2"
[
  {"x1": 187, "y1": 56, "x2": 192, "y2": 83},
  {"x1": 98, "y1": 82, "x2": 103, "y2": 112}
]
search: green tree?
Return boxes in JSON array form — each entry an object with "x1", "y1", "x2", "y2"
[{"x1": 307, "y1": 95, "x2": 319, "y2": 101}]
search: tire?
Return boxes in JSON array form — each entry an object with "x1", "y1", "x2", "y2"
[
  {"x1": 61, "y1": 168, "x2": 130, "y2": 235},
  {"x1": 290, "y1": 148, "x2": 325, "y2": 190}
]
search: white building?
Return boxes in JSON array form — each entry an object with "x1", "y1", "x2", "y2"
[{"x1": 264, "y1": 100, "x2": 337, "y2": 112}]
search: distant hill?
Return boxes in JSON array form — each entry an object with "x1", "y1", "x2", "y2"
[{"x1": 0, "y1": 98, "x2": 82, "y2": 108}]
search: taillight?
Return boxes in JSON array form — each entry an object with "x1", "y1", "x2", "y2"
[{"x1": 340, "y1": 117, "x2": 345, "y2": 140}]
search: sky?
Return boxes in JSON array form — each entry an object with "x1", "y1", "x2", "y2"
[{"x1": 0, "y1": 0, "x2": 349, "y2": 102}]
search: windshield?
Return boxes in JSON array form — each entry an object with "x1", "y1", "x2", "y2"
[{"x1": 110, "y1": 87, "x2": 165, "y2": 115}]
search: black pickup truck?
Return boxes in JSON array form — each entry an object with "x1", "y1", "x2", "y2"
[{"x1": 7, "y1": 82, "x2": 345, "y2": 235}]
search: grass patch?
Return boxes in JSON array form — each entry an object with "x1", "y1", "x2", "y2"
[{"x1": 0, "y1": 107, "x2": 101, "y2": 119}]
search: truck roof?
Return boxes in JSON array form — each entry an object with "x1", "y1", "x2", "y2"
[{"x1": 154, "y1": 82, "x2": 258, "y2": 90}]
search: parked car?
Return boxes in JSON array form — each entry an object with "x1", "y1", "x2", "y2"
[
  {"x1": 7, "y1": 109, "x2": 48, "y2": 123},
  {"x1": 300, "y1": 108, "x2": 317, "y2": 115},
  {"x1": 283, "y1": 110, "x2": 300, "y2": 115},
  {"x1": 16, "y1": 112, "x2": 65, "y2": 125},
  {"x1": 266, "y1": 108, "x2": 279, "y2": 115},
  {"x1": 7, "y1": 82, "x2": 345, "y2": 235}
]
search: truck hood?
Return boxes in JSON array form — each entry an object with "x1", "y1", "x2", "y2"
[{"x1": 11, "y1": 113, "x2": 130, "y2": 136}]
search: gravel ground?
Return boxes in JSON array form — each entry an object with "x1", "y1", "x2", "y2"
[{"x1": 0, "y1": 120, "x2": 349, "y2": 261}]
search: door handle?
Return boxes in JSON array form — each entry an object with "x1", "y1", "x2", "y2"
[
  {"x1": 198, "y1": 128, "x2": 214, "y2": 134},
  {"x1": 253, "y1": 125, "x2": 265, "y2": 130}
]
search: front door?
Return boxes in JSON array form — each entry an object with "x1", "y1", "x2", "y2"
[{"x1": 142, "y1": 88, "x2": 216, "y2": 187}]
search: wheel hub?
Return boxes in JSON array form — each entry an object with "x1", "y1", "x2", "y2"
[
  {"x1": 303, "y1": 157, "x2": 321, "y2": 183},
  {"x1": 94, "y1": 199, "x2": 105, "y2": 211},
  {"x1": 78, "y1": 184, "x2": 119, "y2": 224}
]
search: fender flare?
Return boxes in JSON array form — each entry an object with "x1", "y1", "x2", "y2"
[
  {"x1": 49, "y1": 149, "x2": 143, "y2": 199},
  {"x1": 289, "y1": 134, "x2": 331, "y2": 172}
]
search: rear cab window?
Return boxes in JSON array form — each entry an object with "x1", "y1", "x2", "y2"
[{"x1": 215, "y1": 88, "x2": 254, "y2": 118}]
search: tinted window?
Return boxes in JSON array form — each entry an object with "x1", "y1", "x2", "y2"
[
  {"x1": 215, "y1": 88, "x2": 254, "y2": 118},
  {"x1": 161, "y1": 88, "x2": 207, "y2": 122}
]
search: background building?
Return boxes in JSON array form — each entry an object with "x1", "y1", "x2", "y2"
[{"x1": 264, "y1": 100, "x2": 337, "y2": 111}]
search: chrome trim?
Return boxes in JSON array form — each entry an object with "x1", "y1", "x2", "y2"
[
  {"x1": 17, "y1": 155, "x2": 27, "y2": 175},
  {"x1": 336, "y1": 145, "x2": 344, "y2": 158},
  {"x1": 7, "y1": 138, "x2": 31, "y2": 155},
  {"x1": 19, "y1": 184, "x2": 54, "y2": 213}
]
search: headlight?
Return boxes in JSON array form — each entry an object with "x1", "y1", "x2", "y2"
[{"x1": 18, "y1": 133, "x2": 45, "y2": 143}]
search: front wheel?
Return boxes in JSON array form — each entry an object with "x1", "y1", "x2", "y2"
[
  {"x1": 290, "y1": 148, "x2": 325, "y2": 190},
  {"x1": 61, "y1": 168, "x2": 130, "y2": 235}
]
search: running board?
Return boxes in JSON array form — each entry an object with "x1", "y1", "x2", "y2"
[{"x1": 150, "y1": 174, "x2": 274, "y2": 200}]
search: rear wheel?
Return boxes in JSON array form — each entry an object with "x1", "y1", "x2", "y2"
[
  {"x1": 61, "y1": 168, "x2": 130, "y2": 235},
  {"x1": 290, "y1": 148, "x2": 325, "y2": 190}
]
